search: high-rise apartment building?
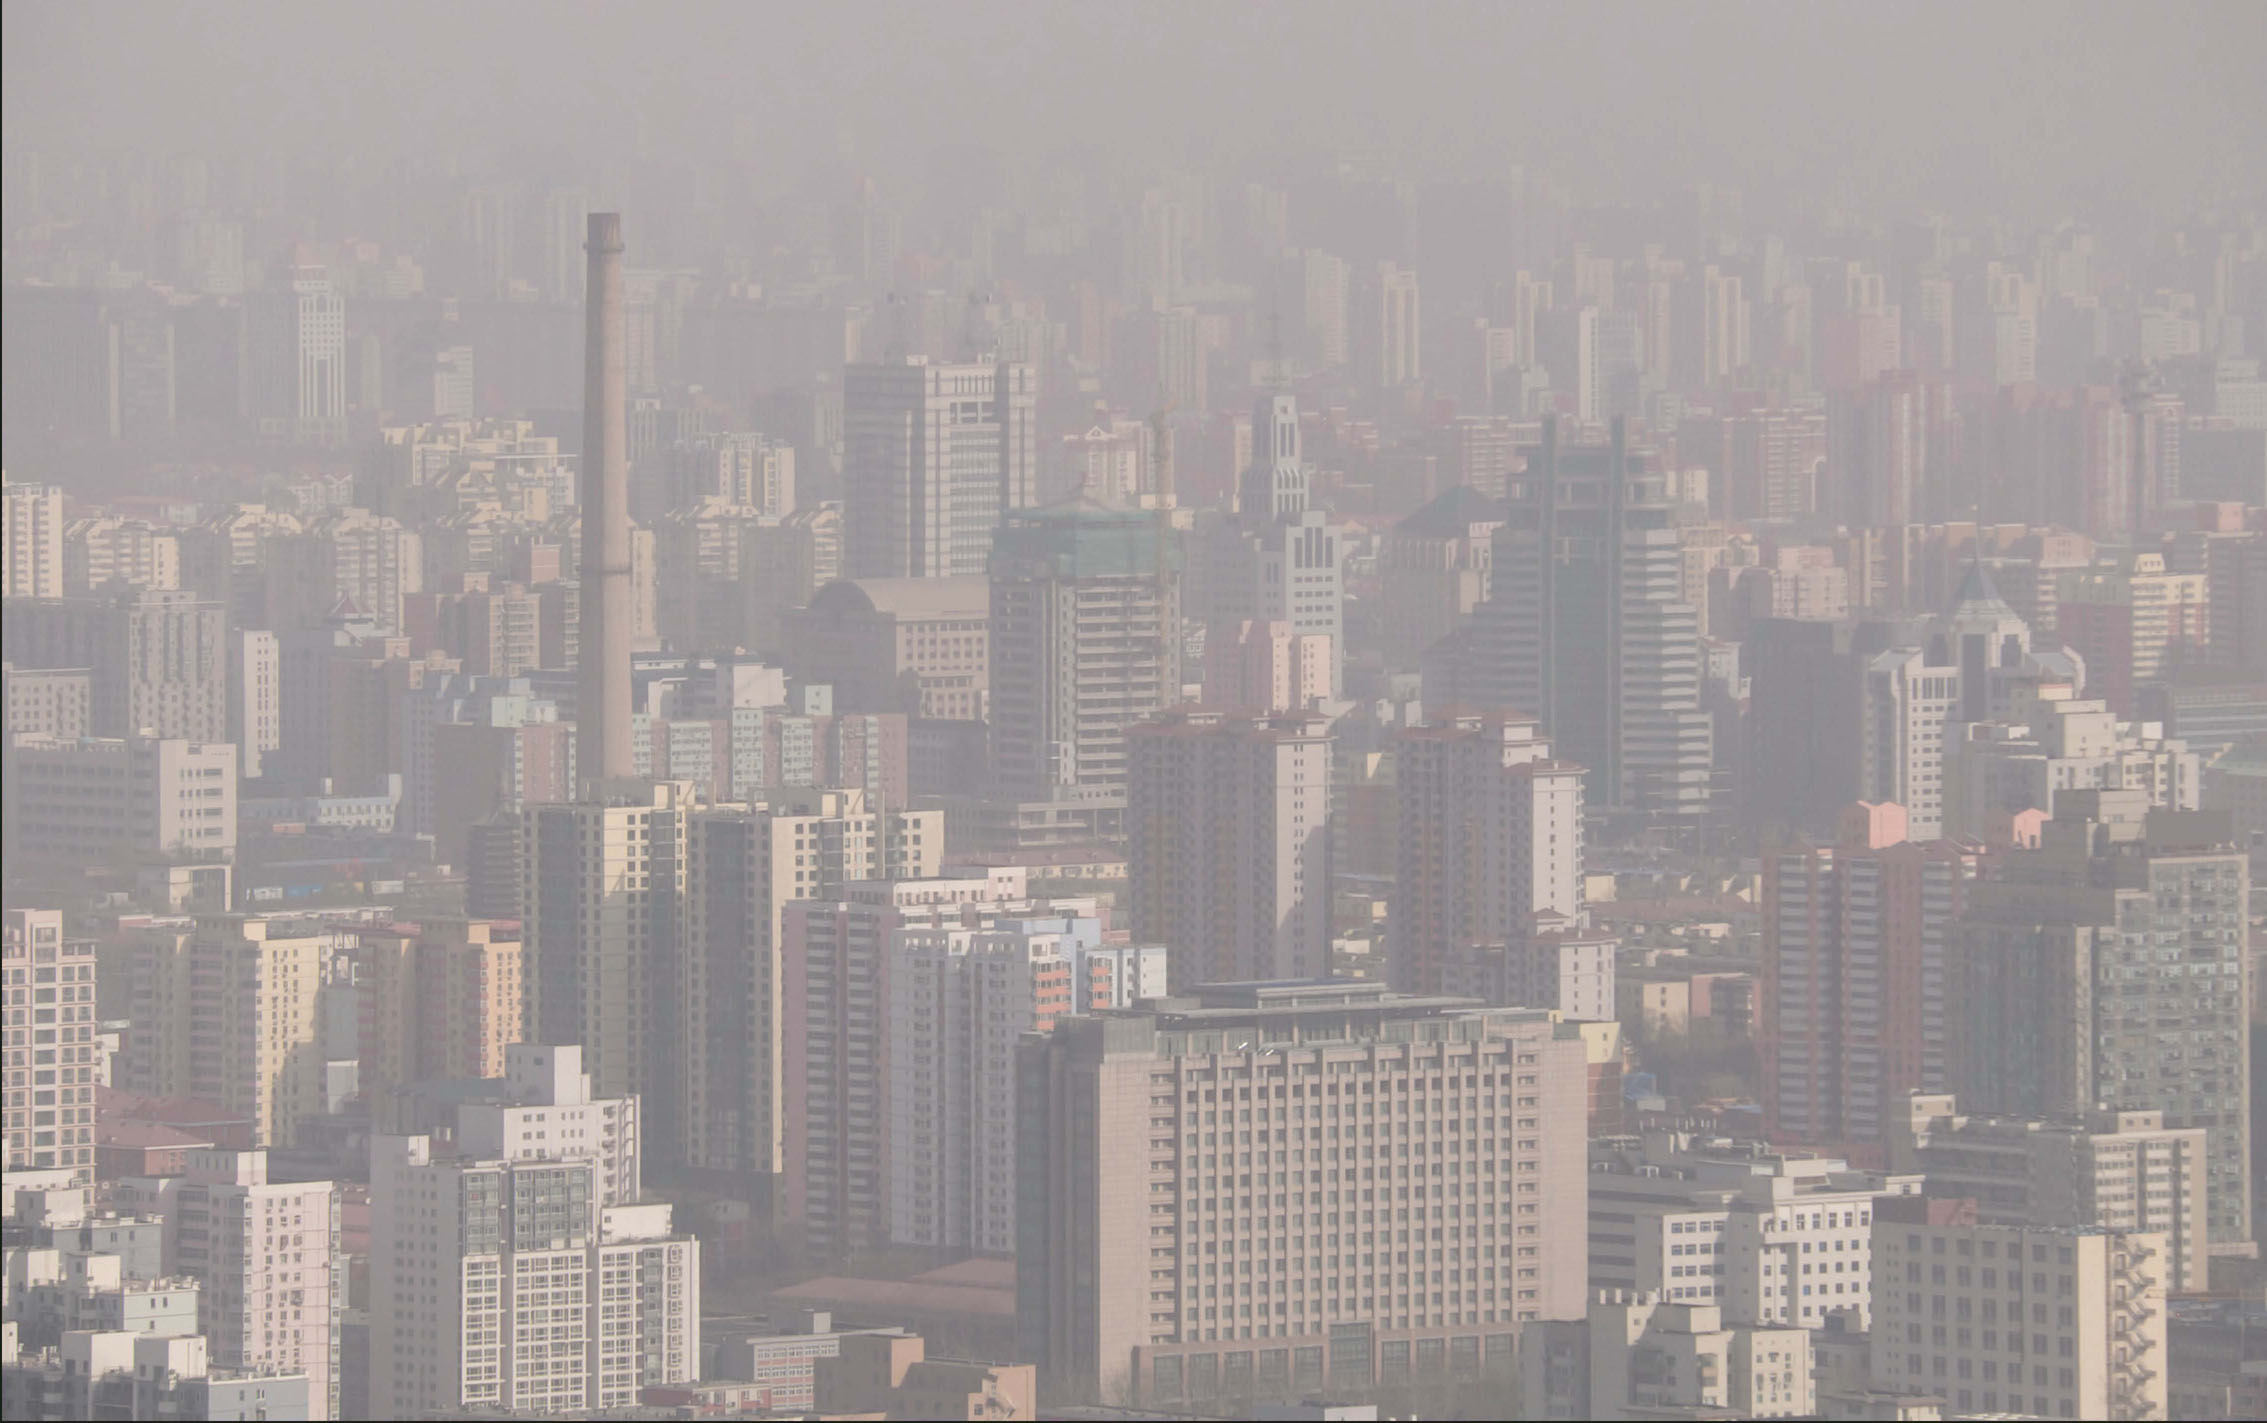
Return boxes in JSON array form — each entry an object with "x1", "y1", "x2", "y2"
[
  {"x1": 887, "y1": 918, "x2": 1080, "y2": 1254},
  {"x1": 1761, "y1": 800, "x2": 1983, "y2": 1149},
  {"x1": 1126, "y1": 709, "x2": 1333, "y2": 989},
  {"x1": 2057, "y1": 553, "x2": 2211, "y2": 716},
  {"x1": 1015, "y1": 982, "x2": 1587, "y2": 1406},
  {"x1": 1889, "y1": 1094, "x2": 2211, "y2": 1293},
  {"x1": 781, "y1": 871, "x2": 1082, "y2": 1255},
  {"x1": 523, "y1": 779, "x2": 695, "y2": 1154},
  {"x1": 1585, "y1": 1131, "x2": 1922, "y2": 1330},
  {"x1": 1390, "y1": 713, "x2": 1587, "y2": 996},
  {"x1": 3, "y1": 909, "x2": 97, "y2": 1182},
  {"x1": 842, "y1": 358, "x2": 1036, "y2": 579},
  {"x1": 1867, "y1": 1197, "x2": 2168, "y2": 1420},
  {"x1": 680, "y1": 792, "x2": 940, "y2": 1197},
  {"x1": 1425, "y1": 420, "x2": 1711, "y2": 820},
  {"x1": 227, "y1": 628, "x2": 281, "y2": 780},
  {"x1": 121, "y1": 1149, "x2": 341, "y2": 1419},
  {"x1": 369, "y1": 1130, "x2": 698, "y2": 1416},
  {"x1": 118, "y1": 916, "x2": 340, "y2": 1148},
  {"x1": 987, "y1": 500, "x2": 1179, "y2": 803},
  {"x1": 1953, "y1": 794, "x2": 2253, "y2": 1254},
  {"x1": 3, "y1": 476, "x2": 66, "y2": 597},
  {"x1": 1, "y1": 587, "x2": 229, "y2": 742},
  {"x1": 358, "y1": 918, "x2": 524, "y2": 1097}
]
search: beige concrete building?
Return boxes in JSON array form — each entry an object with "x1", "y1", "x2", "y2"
[
  {"x1": 1, "y1": 588, "x2": 229, "y2": 743},
  {"x1": 4, "y1": 735, "x2": 235, "y2": 868},
  {"x1": 680, "y1": 790, "x2": 940, "y2": 1199},
  {"x1": 3, "y1": 476, "x2": 66, "y2": 598},
  {"x1": 1016, "y1": 982, "x2": 1588, "y2": 1406},
  {"x1": 358, "y1": 918, "x2": 524, "y2": 1097},
  {"x1": 1391, "y1": 713, "x2": 1586, "y2": 996},
  {"x1": 784, "y1": 576, "x2": 990, "y2": 720},
  {"x1": 1890, "y1": 1094, "x2": 2211, "y2": 1294},
  {"x1": 62, "y1": 515, "x2": 182, "y2": 594},
  {"x1": 116, "y1": 1148, "x2": 340, "y2": 1418},
  {"x1": 1586, "y1": 1132, "x2": 1924, "y2": 1331},
  {"x1": 1869, "y1": 1196, "x2": 2168, "y2": 1420},
  {"x1": 117, "y1": 915, "x2": 338, "y2": 1147},
  {"x1": 522, "y1": 779, "x2": 696, "y2": 1146},
  {"x1": 1521, "y1": 1291, "x2": 1816, "y2": 1419},
  {"x1": 1127, "y1": 709, "x2": 1333, "y2": 989},
  {"x1": 2, "y1": 663, "x2": 94, "y2": 742},
  {"x1": 369, "y1": 1129, "x2": 698, "y2": 1418},
  {"x1": 4, "y1": 909, "x2": 98, "y2": 1182}
]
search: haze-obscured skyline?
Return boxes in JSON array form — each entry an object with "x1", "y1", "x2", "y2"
[{"x1": 8, "y1": 0, "x2": 2264, "y2": 215}]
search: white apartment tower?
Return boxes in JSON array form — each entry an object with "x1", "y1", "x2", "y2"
[
  {"x1": 4, "y1": 476, "x2": 66, "y2": 597},
  {"x1": 4, "y1": 909, "x2": 97, "y2": 1182}
]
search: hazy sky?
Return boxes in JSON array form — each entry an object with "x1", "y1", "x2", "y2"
[{"x1": 7, "y1": 0, "x2": 2264, "y2": 213}]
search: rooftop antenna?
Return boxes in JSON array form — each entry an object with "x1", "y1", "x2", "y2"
[{"x1": 1266, "y1": 305, "x2": 1287, "y2": 389}]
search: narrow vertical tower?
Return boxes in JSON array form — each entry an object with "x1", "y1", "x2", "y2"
[{"x1": 579, "y1": 212, "x2": 633, "y2": 785}]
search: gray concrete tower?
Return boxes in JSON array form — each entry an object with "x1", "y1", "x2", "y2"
[{"x1": 579, "y1": 212, "x2": 633, "y2": 784}]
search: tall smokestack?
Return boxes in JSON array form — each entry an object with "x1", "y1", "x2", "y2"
[{"x1": 578, "y1": 212, "x2": 633, "y2": 786}]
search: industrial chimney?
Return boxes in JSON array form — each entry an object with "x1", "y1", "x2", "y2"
[{"x1": 578, "y1": 212, "x2": 633, "y2": 786}]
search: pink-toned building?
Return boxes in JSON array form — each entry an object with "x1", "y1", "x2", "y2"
[{"x1": 1761, "y1": 801, "x2": 1987, "y2": 1156}]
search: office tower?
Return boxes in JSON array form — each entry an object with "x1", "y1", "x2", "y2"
[
  {"x1": 1127, "y1": 709, "x2": 1332, "y2": 988},
  {"x1": 1369, "y1": 261, "x2": 1422, "y2": 391},
  {"x1": 2, "y1": 587, "x2": 228, "y2": 742},
  {"x1": 357, "y1": 918, "x2": 524, "y2": 1097},
  {"x1": 680, "y1": 792, "x2": 940, "y2": 1200},
  {"x1": 3, "y1": 910, "x2": 96, "y2": 1183},
  {"x1": 117, "y1": 916, "x2": 340, "y2": 1147},
  {"x1": 1954, "y1": 794, "x2": 2252, "y2": 1252},
  {"x1": 126, "y1": 1149, "x2": 340, "y2": 1419},
  {"x1": 987, "y1": 499, "x2": 1179, "y2": 802},
  {"x1": 782, "y1": 871, "x2": 1071, "y2": 1254},
  {"x1": 842, "y1": 357, "x2": 1037, "y2": 579},
  {"x1": 580, "y1": 213, "x2": 635, "y2": 784},
  {"x1": 1584, "y1": 1131, "x2": 1922, "y2": 1329},
  {"x1": 1426, "y1": 419, "x2": 1711, "y2": 820},
  {"x1": 1390, "y1": 713, "x2": 1586, "y2": 996},
  {"x1": 1889, "y1": 1094, "x2": 2211, "y2": 1293},
  {"x1": 1941, "y1": 685, "x2": 2199, "y2": 839},
  {"x1": 245, "y1": 267, "x2": 346, "y2": 446},
  {"x1": 1761, "y1": 801, "x2": 1983, "y2": 1149},
  {"x1": 1194, "y1": 391, "x2": 1346, "y2": 694},
  {"x1": 1859, "y1": 564, "x2": 2061, "y2": 839},
  {"x1": 4, "y1": 476, "x2": 65, "y2": 596},
  {"x1": 1015, "y1": 983, "x2": 1588, "y2": 1406},
  {"x1": 784, "y1": 576, "x2": 990, "y2": 720},
  {"x1": 2057, "y1": 553, "x2": 2210, "y2": 716},
  {"x1": 887, "y1": 917, "x2": 1084, "y2": 1253},
  {"x1": 542, "y1": 187, "x2": 590, "y2": 301},
  {"x1": 1868, "y1": 1197, "x2": 2168, "y2": 1420},
  {"x1": 369, "y1": 1130, "x2": 699, "y2": 1416},
  {"x1": 522, "y1": 779, "x2": 694, "y2": 1146},
  {"x1": 1520, "y1": 1293, "x2": 1816, "y2": 1419},
  {"x1": 5, "y1": 735, "x2": 236, "y2": 868}
]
